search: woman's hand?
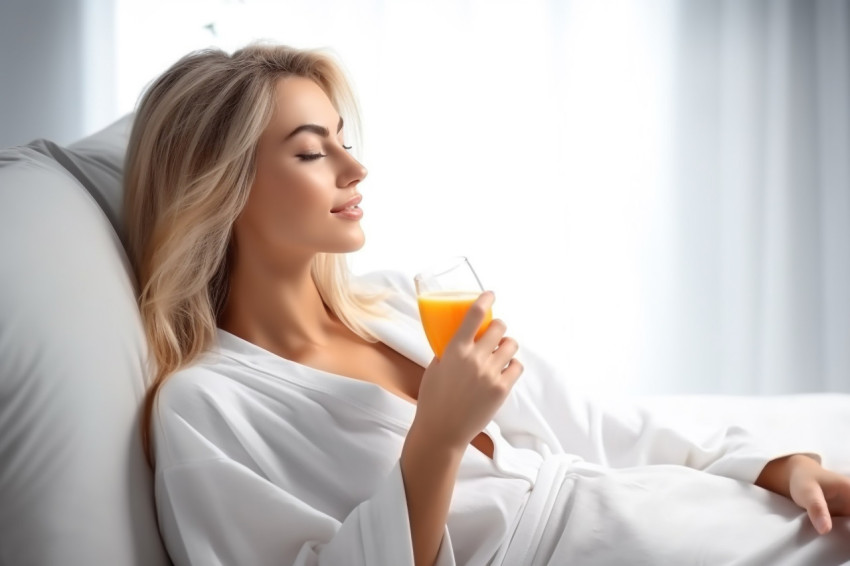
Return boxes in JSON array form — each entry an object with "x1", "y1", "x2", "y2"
[
  {"x1": 413, "y1": 291, "x2": 524, "y2": 452},
  {"x1": 756, "y1": 454, "x2": 850, "y2": 534}
]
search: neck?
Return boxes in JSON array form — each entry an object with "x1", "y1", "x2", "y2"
[{"x1": 219, "y1": 252, "x2": 338, "y2": 359}]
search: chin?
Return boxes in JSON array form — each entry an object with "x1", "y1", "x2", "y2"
[
  {"x1": 345, "y1": 237, "x2": 366, "y2": 253},
  {"x1": 327, "y1": 234, "x2": 366, "y2": 254}
]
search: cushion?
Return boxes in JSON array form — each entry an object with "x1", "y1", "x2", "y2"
[
  {"x1": 0, "y1": 118, "x2": 171, "y2": 565},
  {"x1": 39, "y1": 115, "x2": 132, "y2": 237}
]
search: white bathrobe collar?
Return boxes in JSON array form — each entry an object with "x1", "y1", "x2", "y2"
[{"x1": 213, "y1": 299, "x2": 433, "y2": 429}]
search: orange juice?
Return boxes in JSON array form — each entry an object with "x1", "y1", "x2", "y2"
[{"x1": 417, "y1": 291, "x2": 493, "y2": 358}]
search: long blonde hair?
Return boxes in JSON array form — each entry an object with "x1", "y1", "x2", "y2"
[{"x1": 124, "y1": 44, "x2": 382, "y2": 463}]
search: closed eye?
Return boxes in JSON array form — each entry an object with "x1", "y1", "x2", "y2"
[
  {"x1": 297, "y1": 153, "x2": 326, "y2": 161},
  {"x1": 297, "y1": 143, "x2": 351, "y2": 161}
]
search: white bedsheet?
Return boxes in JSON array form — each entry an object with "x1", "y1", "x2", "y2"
[{"x1": 608, "y1": 393, "x2": 850, "y2": 474}]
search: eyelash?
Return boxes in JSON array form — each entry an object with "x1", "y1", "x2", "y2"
[{"x1": 297, "y1": 145, "x2": 353, "y2": 162}]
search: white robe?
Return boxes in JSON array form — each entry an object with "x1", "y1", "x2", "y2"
[{"x1": 152, "y1": 270, "x2": 850, "y2": 565}]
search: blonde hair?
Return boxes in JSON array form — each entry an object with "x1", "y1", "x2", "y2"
[{"x1": 124, "y1": 44, "x2": 382, "y2": 464}]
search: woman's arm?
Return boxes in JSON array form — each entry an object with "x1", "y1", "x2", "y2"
[
  {"x1": 400, "y1": 423, "x2": 464, "y2": 566},
  {"x1": 153, "y1": 366, "x2": 457, "y2": 566},
  {"x1": 498, "y1": 346, "x2": 850, "y2": 535},
  {"x1": 156, "y1": 455, "x2": 434, "y2": 566},
  {"x1": 497, "y1": 347, "x2": 776, "y2": 483},
  {"x1": 401, "y1": 291, "x2": 523, "y2": 566}
]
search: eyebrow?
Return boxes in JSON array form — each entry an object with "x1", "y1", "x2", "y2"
[{"x1": 284, "y1": 116, "x2": 344, "y2": 140}]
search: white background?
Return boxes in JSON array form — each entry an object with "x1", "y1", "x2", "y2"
[{"x1": 3, "y1": 0, "x2": 848, "y2": 396}]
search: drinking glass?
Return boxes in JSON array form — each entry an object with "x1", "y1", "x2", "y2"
[{"x1": 414, "y1": 257, "x2": 493, "y2": 358}]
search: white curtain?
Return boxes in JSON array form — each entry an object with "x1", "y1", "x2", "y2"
[
  {"x1": 112, "y1": 0, "x2": 850, "y2": 396},
  {"x1": 652, "y1": 0, "x2": 850, "y2": 394}
]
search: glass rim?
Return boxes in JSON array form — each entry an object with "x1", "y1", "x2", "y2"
[
  {"x1": 414, "y1": 255, "x2": 471, "y2": 282},
  {"x1": 413, "y1": 255, "x2": 483, "y2": 291}
]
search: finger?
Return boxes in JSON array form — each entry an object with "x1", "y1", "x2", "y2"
[
  {"x1": 802, "y1": 485, "x2": 833, "y2": 535},
  {"x1": 501, "y1": 358, "x2": 524, "y2": 386},
  {"x1": 821, "y1": 473, "x2": 850, "y2": 516},
  {"x1": 491, "y1": 336, "x2": 519, "y2": 367},
  {"x1": 453, "y1": 291, "x2": 495, "y2": 343},
  {"x1": 476, "y1": 318, "x2": 507, "y2": 352}
]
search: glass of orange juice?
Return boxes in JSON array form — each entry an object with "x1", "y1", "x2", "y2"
[{"x1": 414, "y1": 257, "x2": 493, "y2": 358}]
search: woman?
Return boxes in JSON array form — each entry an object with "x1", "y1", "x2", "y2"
[{"x1": 125, "y1": 44, "x2": 850, "y2": 565}]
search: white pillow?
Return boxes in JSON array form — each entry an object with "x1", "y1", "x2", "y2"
[{"x1": 0, "y1": 118, "x2": 171, "y2": 565}]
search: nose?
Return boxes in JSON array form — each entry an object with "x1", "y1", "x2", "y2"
[{"x1": 338, "y1": 152, "x2": 367, "y2": 188}]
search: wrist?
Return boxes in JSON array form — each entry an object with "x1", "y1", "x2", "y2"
[{"x1": 404, "y1": 418, "x2": 466, "y2": 463}]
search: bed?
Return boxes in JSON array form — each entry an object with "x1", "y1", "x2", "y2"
[
  {"x1": 0, "y1": 116, "x2": 847, "y2": 565},
  {"x1": 618, "y1": 394, "x2": 849, "y2": 474}
]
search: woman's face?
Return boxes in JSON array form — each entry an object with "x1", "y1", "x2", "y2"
[{"x1": 234, "y1": 76, "x2": 368, "y2": 268}]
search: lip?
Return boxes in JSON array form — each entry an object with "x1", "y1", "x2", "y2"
[
  {"x1": 330, "y1": 194, "x2": 362, "y2": 213},
  {"x1": 332, "y1": 206, "x2": 363, "y2": 220}
]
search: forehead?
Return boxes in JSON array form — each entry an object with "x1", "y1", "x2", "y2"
[{"x1": 267, "y1": 76, "x2": 338, "y2": 133}]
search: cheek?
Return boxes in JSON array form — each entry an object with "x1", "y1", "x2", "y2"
[
  {"x1": 267, "y1": 172, "x2": 331, "y2": 226},
  {"x1": 239, "y1": 169, "x2": 329, "y2": 242}
]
